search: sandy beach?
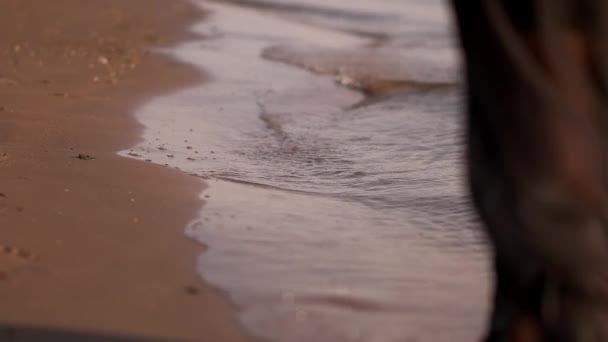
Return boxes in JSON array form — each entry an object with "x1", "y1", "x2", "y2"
[
  {"x1": 0, "y1": 1, "x2": 250, "y2": 341},
  {"x1": 0, "y1": 0, "x2": 490, "y2": 340}
]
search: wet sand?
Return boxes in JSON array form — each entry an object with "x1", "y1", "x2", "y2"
[{"x1": 0, "y1": 1, "x2": 249, "y2": 341}]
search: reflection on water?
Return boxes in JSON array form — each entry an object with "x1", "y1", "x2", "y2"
[{"x1": 121, "y1": 0, "x2": 490, "y2": 341}]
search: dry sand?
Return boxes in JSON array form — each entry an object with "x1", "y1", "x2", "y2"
[{"x1": 0, "y1": 1, "x2": 250, "y2": 341}]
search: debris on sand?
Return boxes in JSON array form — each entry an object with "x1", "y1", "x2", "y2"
[
  {"x1": 184, "y1": 285, "x2": 199, "y2": 295},
  {"x1": 76, "y1": 153, "x2": 96, "y2": 160},
  {"x1": 98, "y1": 56, "x2": 110, "y2": 65},
  {"x1": 0, "y1": 77, "x2": 18, "y2": 86},
  {"x1": 0, "y1": 244, "x2": 35, "y2": 260}
]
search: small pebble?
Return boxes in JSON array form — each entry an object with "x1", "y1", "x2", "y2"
[{"x1": 184, "y1": 285, "x2": 199, "y2": 295}]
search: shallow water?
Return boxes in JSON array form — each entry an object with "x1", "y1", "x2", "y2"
[{"x1": 121, "y1": 0, "x2": 491, "y2": 341}]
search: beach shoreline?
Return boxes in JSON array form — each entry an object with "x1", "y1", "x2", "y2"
[{"x1": 0, "y1": 1, "x2": 249, "y2": 341}]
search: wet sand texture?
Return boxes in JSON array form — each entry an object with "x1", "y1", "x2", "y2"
[{"x1": 0, "y1": 1, "x2": 249, "y2": 341}]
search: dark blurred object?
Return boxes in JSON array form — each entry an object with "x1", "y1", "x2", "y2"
[
  {"x1": 451, "y1": 1, "x2": 608, "y2": 341},
  {"x1": 0, "y1": 323, "x2": 174, "y2": 342}
]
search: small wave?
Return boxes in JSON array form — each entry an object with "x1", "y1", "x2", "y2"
[
  {"x1": 209, "y1": 0, "x2": 393, "y2": 22},
  {"x1": 295, "y1": 293, "x2": 403, "y2": 313},
  {"x1": 213, "y1": 175, "x2": 333, "y2": 197},
  {"x1": 262, "y1": 44, "x2": 457, "y2": 95}
]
